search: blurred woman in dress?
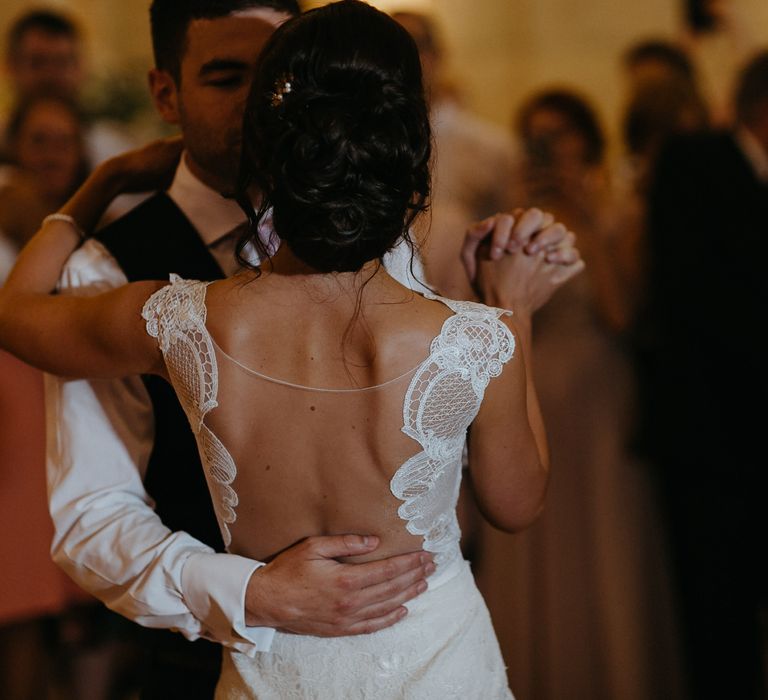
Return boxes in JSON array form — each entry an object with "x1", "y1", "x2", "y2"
[
  {"x1": 0, "y1": 93, "x2": 89, "y2": 251},
  {"x1": 475, "y1": 88, "x2": 684, "y2": 700}
]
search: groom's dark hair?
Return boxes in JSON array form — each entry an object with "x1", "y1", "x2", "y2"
[{"x1": 150, "y1": 0, "x2": 300, "y2": 82}]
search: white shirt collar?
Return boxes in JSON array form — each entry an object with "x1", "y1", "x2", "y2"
[
  {"x1": 167, "y1": 153, "x2": 247, "y2": 246},
  {"x1": 735, "y1": 126, "x2": 768, "y2": 183}
]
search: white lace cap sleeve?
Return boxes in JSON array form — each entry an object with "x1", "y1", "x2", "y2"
[
  {"x1": 392, "y1": 293, "x2": 515, "y2": 569},
  {"x1": 141, "y1": 275, "x2": 217, "y2": 428},
  {"x1": 141, "y1": 275, "x2": 238, "y2": 548}
]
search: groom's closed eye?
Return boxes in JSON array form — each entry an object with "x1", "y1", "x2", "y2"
[{"x1": 199, "y1": 60, "x2": 251, "y2": 89}]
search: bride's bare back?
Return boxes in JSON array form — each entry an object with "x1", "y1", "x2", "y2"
[
  {"x1": 205, "y1": 268, "x2": 451, "y2": 563},
  {"x1": 143, "y1": 263, "x2": 519, "y2": 570}
]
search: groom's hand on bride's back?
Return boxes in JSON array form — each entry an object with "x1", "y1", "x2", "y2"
[{"x1": 244, "y1": 535, "x2": 435, "y2": 636}]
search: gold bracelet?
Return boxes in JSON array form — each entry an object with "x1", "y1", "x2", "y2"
[{"x1": 42, "y1": 213, "x2": 87, "y2": 241}]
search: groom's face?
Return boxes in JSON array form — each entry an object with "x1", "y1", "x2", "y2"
[{"x1": 150, "y1": 9, "x2": 290, "y2": 193}]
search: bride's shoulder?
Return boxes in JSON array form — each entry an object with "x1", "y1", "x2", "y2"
[
  {"x1": 414, "y1": 291, "x2": 516, "y2": 359},
  {"x1": 393, "y1": 290, "x2": 515, "y2": 353},
  {"x1": 417, "y1": 289, "x2": 514, "y2": 322},
  {"x1": 142, "y1": 274, "x2": 211, "y2": 311},
  {"x1": 144, "y1": 274, "x2": 210, "y2": 298},
  {"x1": 203, "y1": 272, "x2": 272, "y2": 315},
  {"x1": 141, "y1": 275, "x2": 211, "y2": 334}
]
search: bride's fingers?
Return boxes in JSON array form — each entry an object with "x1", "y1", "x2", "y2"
[
  {"x1": 543, "y1": 232, "x2": 579, "y2": 265},
  {"x1": 523, "y1": 222, "x2": 569, "y2": 255},
  {"x1": 507, "y1": 208, "x2": 549, "y2": 251},
  {"x1": 485, "y1": 213, "x2": 516, "y2": 259},
  {"x1": 551, "y1": 258, "x2": 586, "y2": 284}
]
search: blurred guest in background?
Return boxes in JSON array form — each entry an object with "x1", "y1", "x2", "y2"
[
  {"x1": 616, "y1": 67, "x2": 710, "y2": 309},
  {"x1": 681, "y1": 0, "x2": 761, "y2": 124},
  {"x1": 622, "y1": 74, "x2": 710, "y2": 194},
  {"x1": 2, "y1": 9, "x2": 132, "y2": 167},
  {"x1": 641, "y1": 49, "x2": 768, "y2": 700},
  {"x1": 4, "y1": 9, "x2": 83, "y2": 102},
  {"x1": 619, "y1": 38, "x2": 710, "y2": 205},
  {"x1": 475, "y1": 88, "x2": 685, "y2": 700},
  {"x1": 514, "y1": 89, "x2": 630, "y2": 336},
  {"x1": 0, "y1": 93, "x2": 89, "y2": 249},
  {"x1": 393, "y1": 11, "x2": 517, "y2": 300},
  {"x1": 621, "y1": 68, "x2": 711, "y2": 497},
  {"x1": 623, "y1": 39, "x2": 700, "y2": 95}
]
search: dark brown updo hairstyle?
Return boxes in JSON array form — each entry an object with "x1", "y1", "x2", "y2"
[{"x1": 236, "y1": 0, "x2": 431, "y2": 274}]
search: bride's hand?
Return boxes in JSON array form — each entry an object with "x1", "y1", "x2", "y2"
[
  {"x1": 99, "y1": 136, "x2": 184, "y2": 195},
  {"x1": 462, "y1": 208, "x2": 575, "y2": 283},
  {"x1": 475, "y1": 231, "x2": 584, "y2": 317}
]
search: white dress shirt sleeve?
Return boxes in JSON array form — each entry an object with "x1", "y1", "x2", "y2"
[{"x1": 46, "y1": 239, "x2": 274, "y2": 654}]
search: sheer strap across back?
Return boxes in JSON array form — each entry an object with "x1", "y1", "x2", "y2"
[{"x1": 142, "y1": 276, "x2": 514, "y2": 570}]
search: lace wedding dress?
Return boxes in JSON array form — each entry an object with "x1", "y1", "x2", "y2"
[{"x1": 142, "y1": 275, "x2": 516, "y2": 699}]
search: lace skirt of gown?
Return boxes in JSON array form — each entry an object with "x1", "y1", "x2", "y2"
[{"x1": 216, "y1": 559, "x2": 514, "y2": 699}]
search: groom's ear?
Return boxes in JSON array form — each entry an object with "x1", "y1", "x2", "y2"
[{"x1": 148, "y1": 69, "x2": 181, "y2": 125}]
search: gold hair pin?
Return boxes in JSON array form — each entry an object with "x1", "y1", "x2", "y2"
[{"x1": 270, "y1": 74, "x2": 293, "y2": 107}]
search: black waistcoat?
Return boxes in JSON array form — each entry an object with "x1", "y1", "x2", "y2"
[
  {"x1": 97, "y1": 192, "x2": 225, "y2": 547},
  {"x1": 96, "y1": 193, "x2": 226, "y2": 696}
]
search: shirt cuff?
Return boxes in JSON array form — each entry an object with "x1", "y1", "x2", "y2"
[{"x1": 181, "y1": 551, "x2": 275, "y2": 655}]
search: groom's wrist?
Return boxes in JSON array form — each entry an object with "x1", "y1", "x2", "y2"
[{"x1": 244, "y1": 565, "x2": 279, "y2": 628}]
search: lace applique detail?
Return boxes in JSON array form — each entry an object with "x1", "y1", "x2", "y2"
[
  {"x1": 391, "y1": 294, "x2": 514, "y2": 568},
  {"x1": 142, "y1": 275, "x2": 238, "y2": 547}
]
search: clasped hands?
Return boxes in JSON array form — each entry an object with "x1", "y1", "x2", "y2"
[{"x1": 462, "y1": 208, "x2": 584, "y2": 317}]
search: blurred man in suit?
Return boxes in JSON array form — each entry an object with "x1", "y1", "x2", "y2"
[{"x1": 642, "y1": 50, "x2": 768, "y2": 700}]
